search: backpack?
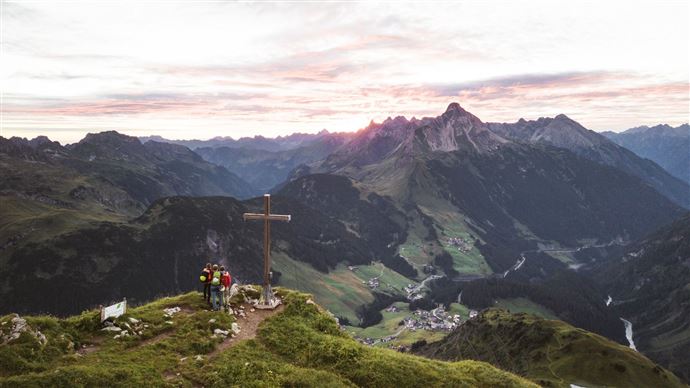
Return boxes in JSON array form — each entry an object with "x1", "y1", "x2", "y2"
[
  {"x1": 199, "y1": 270, "x2": 209, "y2": 283},
  {"x1": 211, "y1": 271, "x2": 221, "y2": 286}
]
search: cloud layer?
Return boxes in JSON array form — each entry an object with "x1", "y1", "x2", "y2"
[{"x1": 1, "y1": 1, "x2": 688, "y2": 143}]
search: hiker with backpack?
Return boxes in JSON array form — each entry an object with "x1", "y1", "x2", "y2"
[
  {"x1": 220, "y1": 266, "x2": 232, "y2": 312},
  {"x1": 200, "y1": 263, "x2": 212, "y2": 303},
  {"x1": 210, "y1": 264, "x2": 222, "y2": 311}
]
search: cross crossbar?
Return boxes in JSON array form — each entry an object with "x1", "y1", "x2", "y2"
[{"x1": 243, "y1": 213, "x2": 291, "y2": 222}]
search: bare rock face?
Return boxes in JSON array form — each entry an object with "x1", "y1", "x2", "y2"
[
  {"x1": 322, "y1": 102, "x2": 508, "y2": 172},
  {"x1": 488, "y1": 114, "x2": 606, "y2": 150},
  {"x1": 487, "y1": 115, "x2": 690, "y2": 208},
  {"x1": 412, "y1": 103, "x2": 507, "y2": 153}
]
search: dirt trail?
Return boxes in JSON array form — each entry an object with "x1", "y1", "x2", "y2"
[
  {"x1": 208, "y1": 303, "x2": 285, "y2": 359},
  {"x1": 75, "y1": 333, "x2": 108, "y2": 356}
]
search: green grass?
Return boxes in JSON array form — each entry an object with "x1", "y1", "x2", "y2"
[
  {"x1": 0, "y1": 292, "x2": 234, "y2": 387},
  {"x1": 448, "y1": 303, "x2": 471, "y2": 320},
  {"x1": 273, "y1": 254, "x2": 374, "y2": 324},
  {"x1": 398, "y1": 216, "x2": 437, "y2": 271},
  {"x1": 435, "y1": 224, "x2": 492, "y2": 276},
  {"x1": 345, "y1": 302, "x2": 410, "y2": 340},
  {"x1": 0, "y1": 289, "x2": 536, "y2": 387},
  {"x1": 495, "y1": 298, "x2": 559, "y2": 320},
  {"x1": 544, "y1": 251, "x2": 576, "y2": 264},
  {"x1": 417, "y1": 309, "x2": 686, "y2": 388},
  {"x1": 193, "y1": 290, "x2": 535, "y2": 387},
  {"x1": 352, "y1": 262, "x2": 414, "y2": 295},
  {"x1": 0, "y1": 196, "x2": 125, "y2": 248},
  {"x1": 414, "y1": 203, "x2": 492, "y2": 276},
  {"x1": 274, "y1": 254, "x2": 414, "y2": 325}
]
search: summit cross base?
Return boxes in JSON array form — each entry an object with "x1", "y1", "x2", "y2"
[{"x1": 254, "y1": 285, "x2": 282, "y2": 310}]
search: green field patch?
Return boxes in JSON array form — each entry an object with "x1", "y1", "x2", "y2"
[
  {"x1": 398, "y1": 215, "x2": 438, "y2": 270},
  {"x1": 0, "y1": 196, "x2": 126, "y2": 254},
  {"x1": 437, "y1": 224, "x2": 492, "y2": 275},
  {"x1": 416, "y1": 205, "x2": 492, "y2": 276},
  {"x1": 273, "y1": 253, "x2": 374, "y2": 324},
  {"x1": 394, "y1": 330, "x2": 447, "y2": 346},
  {"x1": 351, "y1": 262, "x2": 414, "y2": 296},
  {"x1": 346, "y1": 302, "x2": 410, "y2": 340},
  {"x1": 545, "y1": 250, "x2": 576, "y2": 264},
  {"x1": 495, "y1": 298, "x2": 559, "y2": 320},
  {"x1": 448, "y1": 303, "x2": 471, "y2": 320}
]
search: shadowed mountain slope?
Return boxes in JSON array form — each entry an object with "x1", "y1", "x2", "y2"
[
  {"x1": 594, "y1": 213, "x2": 690, "y2": 382},
  {"x1": 488, "y1": 116, "x2": 690, "y2": 208},
  {"x1": 603, "y1": 123, "x2": 689, "y2": 185}
]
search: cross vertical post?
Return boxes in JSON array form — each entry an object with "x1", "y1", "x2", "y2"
[{"x1": 243, "y1": 194, "x2": 291, "y2": 308}]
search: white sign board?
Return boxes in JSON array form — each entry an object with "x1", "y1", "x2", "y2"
[{"x1": 101, "y1": 299, "x2": 127, "y2": 321}]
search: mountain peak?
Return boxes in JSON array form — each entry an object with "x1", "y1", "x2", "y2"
[
  {"x1": 445, "y1": 102, "x2": 466, "y2": 114},
  {"x1": 69, "y1": 130, "x2": 150, "y2": 162},
  {"x1": 80, "y1": 130, "x2": 141, "y2": 146}
]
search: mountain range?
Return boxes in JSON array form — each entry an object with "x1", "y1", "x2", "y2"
[
  {"x1": 488, "y1": 117, "x2": 689, "y2": 208},
  {"x1": 1, "y1": 102, "x2": 689, "y2": 384},
  {"x1": 603, "y1": 124, "x2": 689, "y2": 185}
]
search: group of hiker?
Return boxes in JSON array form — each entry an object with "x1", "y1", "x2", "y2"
[{"x1": 200, "y1": 263, "x2": 234, "y2": 311}]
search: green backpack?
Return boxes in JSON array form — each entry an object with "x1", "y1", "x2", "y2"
[{"x1": 211, "y1": 271, "x2": 221, "y2": 286}]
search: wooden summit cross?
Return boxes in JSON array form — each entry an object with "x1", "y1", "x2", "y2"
[{"x1": 243, "y1": 194, "x2": 291, "y2": 309}]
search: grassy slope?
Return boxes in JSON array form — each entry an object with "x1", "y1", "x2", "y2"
[
  {"x1": 495, "y1": 298, "x2": 559, "y2": 320},
  {"x1": 274, "y1": 254, "x2": 414, "y2": 324},
  {"x1": 0, "y1": 157, "x2": 132, "y2": 249},
  {"x1": 193, "y1": 290, "x2": 535, "y2": 388},
  {"x1": 0, "y1": 289, "x2": 535, "y2": 388},
  {"x1": 418, "y1": 203, "x2": 492, "y2": 276},
  {"x1": 272, "y1": 254, "x2": 375, "y2": 324},
  {"x1": 417, "y1": 309, "x2": 685, "y2": 388}
]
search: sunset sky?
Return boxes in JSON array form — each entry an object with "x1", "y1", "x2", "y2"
[{"x1": 1, "y1": 1, "x2": 688, "y2": 144}]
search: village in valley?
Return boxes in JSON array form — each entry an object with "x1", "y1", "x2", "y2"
[
  {"x1": 446, "y1": 236, "x2": 473, "y2": 253},
  {"x1": 345, "y1": 262, "x2": 479, "y2": 349},
  {"x1": 352, "y1": 301, "x2": 479, "y2": 348}
]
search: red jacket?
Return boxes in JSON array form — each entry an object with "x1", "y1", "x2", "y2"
[{"x1": 221, "y1": 271, "x2": 232, "y2": 287}]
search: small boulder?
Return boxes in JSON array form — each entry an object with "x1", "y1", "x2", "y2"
[
  {"x1": 36, "y1": 331, "x2": 47, "y2": 346},
  {"x1": 163, "y1": 307, "x2": 181, "y2": 317}
]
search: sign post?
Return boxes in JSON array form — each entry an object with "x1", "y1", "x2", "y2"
[{"x1": 101, "y1": 298, "x2": 127, "y2": 321}]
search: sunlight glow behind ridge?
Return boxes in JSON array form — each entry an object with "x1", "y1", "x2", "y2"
[{"x1": 1, "y1": 1, "x2": 688, "y2": 143}]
